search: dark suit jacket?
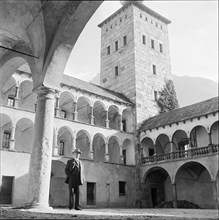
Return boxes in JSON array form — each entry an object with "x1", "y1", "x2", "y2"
[{"x1": 65, "y1": 158, "x2": 84, "y2": 185}]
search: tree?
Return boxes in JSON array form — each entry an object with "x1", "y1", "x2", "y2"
[{"x1": 157, "y1": 79, "x2": 179, "y2": 113}]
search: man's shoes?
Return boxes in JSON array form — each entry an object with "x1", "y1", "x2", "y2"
[{"x1": 75, "y1": 207, "x2": 82, "y2": 210}]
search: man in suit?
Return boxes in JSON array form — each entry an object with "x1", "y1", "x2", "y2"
[{"x1": 65, "y1": 148, "x2": 84, "y2": 210}]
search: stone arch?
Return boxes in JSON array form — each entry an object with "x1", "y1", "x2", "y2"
[
  {"x1": 15, "y1": 118, "x2": 34, "y2": 153},
  {"x1": 108, "y1": 105, "x2": 120, "y2": 130},
  {"x1": 57, "y1": 126, "x2": 73, "y2": 157},
  {"x1": 143, "y1": 166, "x2": 172, "y2": 208},
  {"x1": 172, "y1": 129, "x2": 188, "y2": 151},
  {"x1": 175, "y1": 161, "x2": 214, "y2": 209},
  {"x1": 122, "y1": 108, "x2": 134, "y2": 132},
  {"x1": 141, "y1": 137, "x2": 154, "y2": 157},
  {"x1": 76, "y1": 129, "x2": 91, "y2": 160},
  {"x1": 50, "y1": 160, "x2": 68, "y2": 207},
  {"x1": 0, "y1": 76, "x2": 17, "y2": 106},
  {"x1": 190, "y1": 125, "x2": 208, "y2": 148},
  {"x1": 93, "y1": 100, "x2": 107, "y2": 127},
  {"x1": 0, "y1": 113, "x2": 13, "y2": 149},
  {"x1": 108, "y1": 136, "x2": 120, "y2": 163},
  {"x1": 77, "y1": 96, "x2": 91, "y2": 124},
  {"x1": 19, "y1": 80, "x2": 37, "y2": 111},
  {"x1": 155, "y1": 134, "x2": 171, "y2": 155},
  {"x1": 122, "y1": 138, "x2": 134, "y2": 165},
  {"x1": 93, "y1": 133, "x2": 106, "y2": 162},
  {"x1": 59, "y1": 91, "x2": 74, "y2": 120},
  {"x1": 210, "y1": 121, "x2": 218, "y2": 145}
]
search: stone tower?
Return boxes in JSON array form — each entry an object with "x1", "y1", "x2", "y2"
[{"x1": 98, "y1": 1, "x2": 172, "y2": 126}]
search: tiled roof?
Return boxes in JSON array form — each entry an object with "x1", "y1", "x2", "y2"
[
  {"x1": 61, "y1": 74, "x2": 133, "y2": 105},
  {"x1": 140, "y1": 96, "x2": 219, "y2": 131}
]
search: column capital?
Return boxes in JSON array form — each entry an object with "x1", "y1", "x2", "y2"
[{"x1": 36, "y1": 86, "x2": 56, "y2": 100}]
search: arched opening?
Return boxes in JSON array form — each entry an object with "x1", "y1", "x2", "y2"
[
  {"x1": 190, "y1": 125, "x2": 208, "y2": 148},
  {"x1": 77, "y1": 96, "x2": 91, "y2": 124},
  {"x1": 141, "y1": 137, "x2": 154, "y2": 157},
  {"x1": 49, "y1": 160, "x2": 68, "y2": 207},
  {"x1": 76, "y1": 130, "x2": 90, "y2": 160},
  {"x1": 59, "y1": 91, "x2": 74, "y2": 120},
  {"x1": 57, "y1": 126, "x2": 73, "y2": 157},
  {"x1": 0, "y1": 76, "x2": 17, "y2": 107},
  {"x1": 172, "y1": 130, "x2": 188, "y2": 151},
  {"x1": 108, "y1": 136, "x2": 120, "y2": 163},
  {"x1": 108, "y1": 105, "x2": 120, "y2": 130},
  {"x1": 210, "y1": 121, "x2": 218, "y2": 145},
  {"x1": 15, "y1": 118, "x2": 34, "y2": 153},
  {"x1": 143, "y1": 167, "x2": 171, "y2": 208},
  {"x1": 93, "y1": 133, "x2": 105, "y2": 162},
  {"x1": 19, "y1": 80, "x2": 37, "y2": 112},
  {"x1": 156, "y1": 134, "x2": 171, "y2": 155},
  {"x1": 122, "y1": 108, "x2": 133, "y2": 132},
  {"x1": 93, "y1": 101, "x2": 106, "y2": 127},
  {"x1": 122, "y1": 139, "x2": 134, "y2": 165},
  {"x1": 175, "y1": 162, "x2": 213, "y2": 209},
  {"x1": 0, "y1": 114, "x2": 13, "y2": 149}
]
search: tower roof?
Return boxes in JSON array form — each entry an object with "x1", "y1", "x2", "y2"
[{"x1": 98, "y1": 1, "x2": 171, "y2": 28}]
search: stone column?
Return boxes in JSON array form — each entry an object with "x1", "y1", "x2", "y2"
[
  {"x1": 14, "y1": 86, "x2": 19, "y2": 108},
  {"x1": 211, "y1": 180, "x2": 219, "y2": 209},
  {"x1": 72, "y1": 134, "x2": 76, "y2": 152},
  {"x1": 105, "y1": 143, "x2": 109, "y2": 161},
  {"x1": 105, "y1": 110, "x2": 109, "y2": 128},
  {"x1": 90, "y1": 106, "x2": 94, "y2": 125},
  {"x1": 170, "y1": 142, "x2": 174, "y2": 159},
  {"x1": 53, "y1": 128, "x2": 59, "y2": 156},
  {"x1": 9, "y1": 124, "x2": 16, "y2": 150},
  {"x1": 208, "y1": 132, "x2": 213, "y2": 153},
  {"x1": 27, "y1": 86, "x2": 55, "y2": 209},
  {"x1": 73, "y1": 101, "x2": 78, "y2": 121},
  {"x1": 119, "y1": 114, "x2": 123, "y2": 131},
  {"x1": 172, "y1": 183, "x2": 178, "y2": 208},
  {"x1": 55, "y1": 94, "x2": 60, "y2": 117},
  {"x1": 89, "y1": 141, "x2": 94, "y2": 160}
]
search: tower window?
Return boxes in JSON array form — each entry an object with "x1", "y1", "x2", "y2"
[
  {"x1": 154, "y1": 91, "x2": 158, "y2": 101},
  {"x1": 152, "y1": 64, "x2": 156, "y2": 75},
  {"x1": 59, "y1": 141, "x2": 64, "y2": 155},
  {"x1": 123, "y1": 36, "x2": 127, "y2": 46},
  {"x1": 142, "y1": 35, "x2": 146, "y2": 45},
  {"x1": 159, "y1": 43, "x2": 163, "y2": 53},
  {"x1": 107, "y1": 46, "x2": 110, "y2": 55},
  {"x1": 2, "y1": 131, "x2": 11, "y2": 149},
  {"x1": 119, "y1": 181, "x2": 126, "y2": 196},
  {"x1": 115, "y1": 66, "x2": 119, "y2": 77},
  {"x1": 115, "y1": 41, "x2": 118, "y2": 51},
  {"x1": 7, "y1": 97, "x2": 15, "y2": 107},
  {"x1": 151, "y1": 39, "x2": 155, "y2": 49}
]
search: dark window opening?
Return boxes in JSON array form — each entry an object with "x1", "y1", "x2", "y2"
[
  {"x1": 59, "y1": 141, "x2": 64, "y2": 155},
  {"x1": 2, "y1": 131, "x2": 11, "y2": 149},
  {"x1": 149, "y1": 148, "x2": 155, "y2": 156},
  {"x1": 115, "y1": 66, "x2": 119, "y2": 77},
  {"x1": 151, "y1": 39, "x2": 155, "y2": 49},
  {"x1": 7, "y1": 97, "x2": 15, "y2": 107},
  {"x1": 122, "y1": 119, "x2": 127, "y2": 132},
  {"x1": 119, "y1": 181, "x2": 126, "y2": 196},
  {"x1": 159, "y1": 43, "x2": 163, "y2": 53},
  {"x1": 154, "y1": 91, "x2": 158, "y2": 101},
  {"x1": 152, "y1": 64, "x2": 156, "y2": 75},
  {"x1": 87, "y1": 182, "x2": 95, "y2": 205},
  {"x1": 122, "y1": 149, "x2": 126, "y2": 165},
  {"x1": 142, "y1": 35, "x2": 146, "y2": 45},
  {"x1": 115, "y1": 41, "x2": 118, "y2": 51},
  {"x1": 107, "y1": 46, "x2": 110, "y2": 55},
  {"x1": 123, "y1": 36, "x2": 127, "y2": 46}
]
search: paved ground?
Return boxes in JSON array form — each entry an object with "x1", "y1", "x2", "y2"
[{"x1": 0, "y1": 206, "x2": 218, "y2": 220}]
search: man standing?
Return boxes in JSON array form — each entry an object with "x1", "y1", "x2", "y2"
[{"x1": 65, "y1": 148, "x2": 84, "y2": 210}]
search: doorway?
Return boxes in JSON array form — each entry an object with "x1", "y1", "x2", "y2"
[
  {"x1": 0, "y1": 176, "x2": 14, "y2": 204},
  {"x1": 151, "y1": 188, "x2": 158, "y2": 207}
]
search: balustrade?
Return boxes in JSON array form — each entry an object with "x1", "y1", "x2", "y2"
[{"x1": 142, "y1": 144, "x2": 218, "y2": 164}]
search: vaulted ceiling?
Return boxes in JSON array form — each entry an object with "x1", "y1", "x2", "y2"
[{"x1": 0, "y1": 0, "x2": 103, "y2": 90}]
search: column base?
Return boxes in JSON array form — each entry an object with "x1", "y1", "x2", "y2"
[{"x1": 25, "y1": 203, "x2": 53, "y2": 210}]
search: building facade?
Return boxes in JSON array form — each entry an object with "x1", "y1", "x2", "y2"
[{"x1": 0, "y1": 1, "x2": 218, "y2": 209}]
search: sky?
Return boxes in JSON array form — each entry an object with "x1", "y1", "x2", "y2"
[{"x1": 64, "y1": 1, "x2": 218, "y2": 83}]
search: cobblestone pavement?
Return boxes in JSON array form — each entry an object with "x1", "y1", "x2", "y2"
[{"x1": 0, "y1": 206, "x2": 218, "y2": 220}]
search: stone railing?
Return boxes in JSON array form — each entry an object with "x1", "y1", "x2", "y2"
[{"x1": 142, "y1": 144, "x2": 219, "y2": 164}]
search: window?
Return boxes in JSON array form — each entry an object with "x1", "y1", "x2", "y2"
[
  {"x1": 115, "y1": 41, "x2": 118, "y2": 51},
  {"x1": 107, "y1": 46, "x2": 110, "y2": 55},
  {"x1": 123, "y1": 36, "x2": 127, "y2": 46},
  {"x1": 159, "y1": 43, "x2": 163, "y2": 53},
  {"x1": 122, "y1": 149, "x2": 126, "y2": 165},
  {"x1": 60, "y1": 110, "x2": 66, "y2": 118},
  {"x1": 59, "y1": 141, "x2": 64, "y2": 155},
  {"x1": 149, "y1": 148, "x2": 155, "y2": 156},
  {"x1": 119, "y1": 181, "x2": 126, "y2": 196},
  {"x1": 2, "y1": 131, "x2": 11, "y2": 149},
  {"x1": 154, "y1": 91, "x2": 158, "y2": 101},
  {"x1": 152, "y1": 64, "x2": 156, "y2": 75},
  {"x1": 151, "y1": 39, "x2": 155, "y2": 49},
  {"x1": 115, "y1": 66, "x2": 119, "y2": 77},
  {"x1": 7, "y1": 97, "x2": 15, "y2": 107},
  {"x1": 87, "y1": 182, "x2": 96, "y2": 205},
  {"x1": 142, "y1": 35, "x2": 146, "y2": 45}
]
